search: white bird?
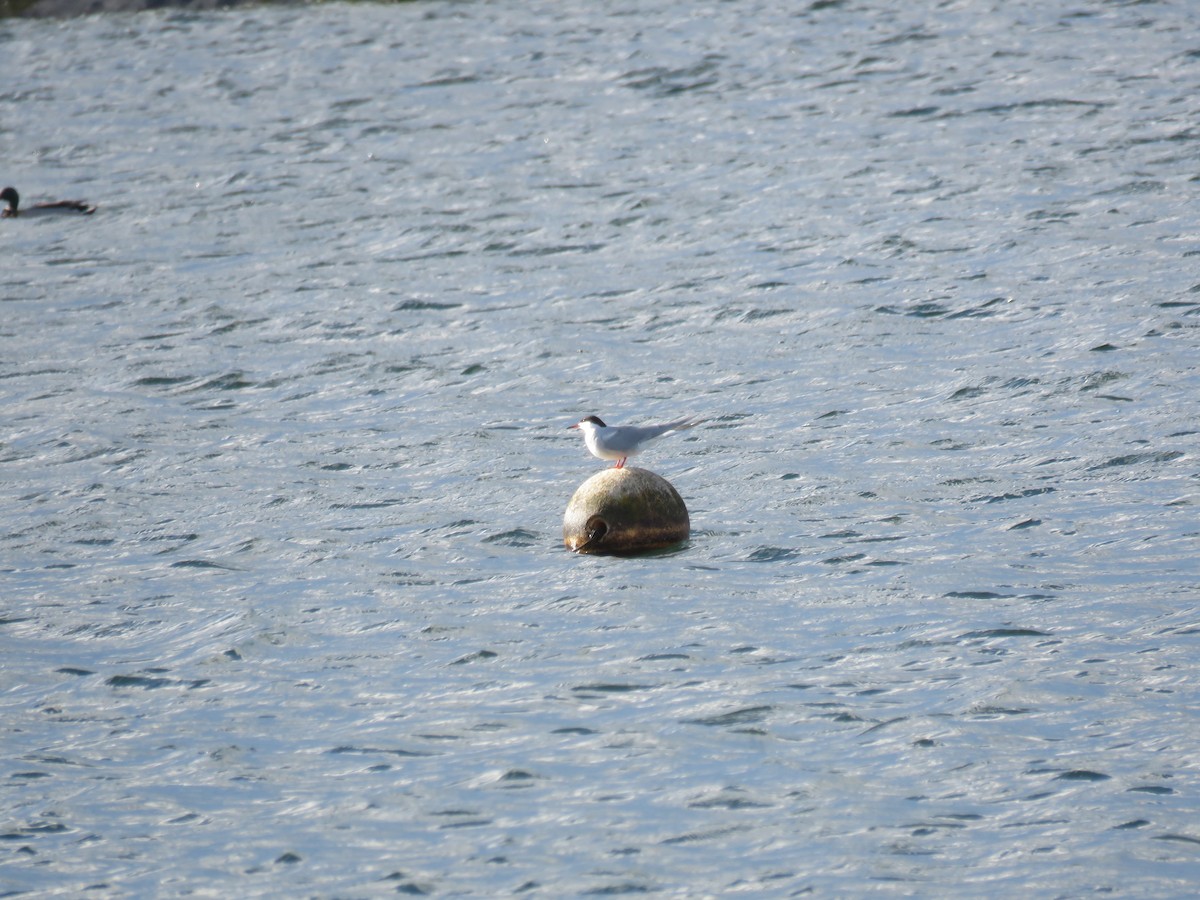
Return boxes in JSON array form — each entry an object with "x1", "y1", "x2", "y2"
[
  {"x1": 1, "y1": 186, "x2": 96, "y2": 218},
  {"x1": 569, "y1": 414, "x2": 701, "y2": 468}
]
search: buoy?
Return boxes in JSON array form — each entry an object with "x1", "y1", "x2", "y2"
[{"x1": 563, "y1": 467, "x2": 690, "y2": 554}]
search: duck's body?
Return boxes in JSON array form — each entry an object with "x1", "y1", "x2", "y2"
[
  {"x1": 1, "y1": 186, "x2": 96, "y2": 218},
  {"x1": 569, "y1": 414, "x2": 701, "y2": 468}
]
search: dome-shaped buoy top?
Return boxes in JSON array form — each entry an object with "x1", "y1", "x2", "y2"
[{"x1": 563, "y1": 467, "x2": 689, "y2": 554}]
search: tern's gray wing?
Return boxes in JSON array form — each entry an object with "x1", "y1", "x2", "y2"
[
  {"x1": 609, "y1": 418, "x2": 700, "y2": 451},
  {"x1": 600, "y1": 426, "x2": 663, "y2": 452},
  {"x1": 659, "y1": 416, "x2": 701, "y2": 433}
]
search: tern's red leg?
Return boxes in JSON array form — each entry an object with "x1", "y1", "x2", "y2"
[{"x1": 615, "y1": 458, "x2": 626, "y2": 469}]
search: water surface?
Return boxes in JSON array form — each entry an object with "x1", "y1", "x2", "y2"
[{"x1": 3, "y1": 0, "x2": 1199, "y2": 895}]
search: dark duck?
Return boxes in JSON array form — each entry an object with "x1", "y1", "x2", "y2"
[{"x1": 2, "y1": 186, "x2": 96, "y2": 218}]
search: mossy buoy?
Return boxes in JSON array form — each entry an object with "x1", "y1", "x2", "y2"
[{"x1": 563, "y1": 467, "x2": 690, "y2": 554}]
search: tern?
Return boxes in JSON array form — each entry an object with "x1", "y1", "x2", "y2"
[
  {"x1": 569, "y1": 414, "x2": 701, "y2": 469},
  {"x1": 2, "y1": 186, "x2": 96, "y2": 218}
]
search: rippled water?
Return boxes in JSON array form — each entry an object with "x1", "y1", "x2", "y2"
[{"x1": 3, "y1": 0, "x2": 1199, "y2": 895}]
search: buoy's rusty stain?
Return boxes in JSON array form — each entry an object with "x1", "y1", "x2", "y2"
[{"x1": 563, "y1": 467, "x2": 690, "y2": 554}]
